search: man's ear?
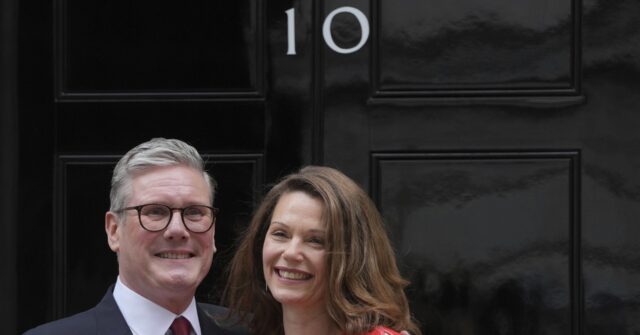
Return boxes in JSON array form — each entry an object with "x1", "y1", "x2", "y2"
[{"x1": 105, "y1": 211, "x2": 121, "y2": 253}]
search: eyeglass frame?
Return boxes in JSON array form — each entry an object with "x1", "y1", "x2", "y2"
[{"x1": 118, "y1": 203, "x2": 219, "y2": 233}]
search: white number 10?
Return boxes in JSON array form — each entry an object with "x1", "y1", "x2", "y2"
[{"x1": 286, "y1": 6, "x2": 370, "y2": 55}]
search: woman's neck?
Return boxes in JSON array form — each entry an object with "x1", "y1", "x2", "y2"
[{"x1": 282, "y1": 304, "x2": 341, "y2": 335}]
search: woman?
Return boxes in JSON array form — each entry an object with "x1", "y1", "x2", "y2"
[{"x1": 223, "y1": 166, "x2": 421, "y2": 335}]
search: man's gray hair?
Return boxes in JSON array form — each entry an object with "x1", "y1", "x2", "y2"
[{"x1": 109, "y1": 138, "x2": 216, "y2": 216}]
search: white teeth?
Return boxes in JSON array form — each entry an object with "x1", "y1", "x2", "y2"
[
  {"x1": 158, "y1": 252, "x2": 191, "y2": 259},
  {"x1": 278, "y1": 270, "x2": 311, "y2": 280}
]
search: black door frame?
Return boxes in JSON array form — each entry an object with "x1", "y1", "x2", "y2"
[{"x1": 1, "y1": 0, "x2": 19, "y2": 332}]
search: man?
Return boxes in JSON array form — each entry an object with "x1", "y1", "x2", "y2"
[{"x1": 25, "y1": 138, "x2": 246, "y2": 335}]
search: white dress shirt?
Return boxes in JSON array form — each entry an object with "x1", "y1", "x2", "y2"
[{"x1": 113, "y1": 276, "x2": 202, "y2": 335}]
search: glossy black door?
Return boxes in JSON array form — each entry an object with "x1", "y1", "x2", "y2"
[{"x1": 11, "y1": 0, "x2": 640, "y2": 334}]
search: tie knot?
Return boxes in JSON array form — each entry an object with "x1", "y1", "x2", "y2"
[{"x1": 170, "y1": 316, "x2": 191, "y2": 335}]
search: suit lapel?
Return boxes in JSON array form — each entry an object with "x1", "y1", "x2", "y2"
[
  {"x1": 93, "y1": 285, "x2": 133, "y2": 335},
  {"x1": 87, "y1": 286, "x2": 246, "y2": 335},
  {"x1": 197, "y1": 303, "x2": 248, "y2": 335},
  {"x1": 198, "y1": 304, "x2": 222, "y2": 335}
]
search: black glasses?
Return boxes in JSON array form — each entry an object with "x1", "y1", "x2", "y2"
[{"x1": 119, "y1": 204, "x2": 218, "y2": 233}]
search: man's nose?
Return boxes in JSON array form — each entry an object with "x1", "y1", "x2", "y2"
[{"x1": 164, "y1": 210, "x2": 189, "y2": 238}]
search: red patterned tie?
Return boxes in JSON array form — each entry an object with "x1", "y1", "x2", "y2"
[{"x1": 170, "y1": 316, "x2": 191, "y2": 335}]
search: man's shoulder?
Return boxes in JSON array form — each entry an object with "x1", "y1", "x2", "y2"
[
  {"x1": 23, "y1": 308, "x2": 98, "y2": 335},
  {"x1": 197, "y1": 302, "x2": 250, "y2": 335},
  {"x1": 23, "y1": 285, "x2": 129, "y2": 335},
  {"x1": 197, "y1": 301, "x2": 229, "y2": 317}
]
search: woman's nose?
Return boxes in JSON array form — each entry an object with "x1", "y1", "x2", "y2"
[{"x1": 282, "y1": 239, "x2": 303, "y2": 261}]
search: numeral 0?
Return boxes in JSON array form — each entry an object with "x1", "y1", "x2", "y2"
[{"x1": 286, "y1": 6, "x2": 370, "y2": 55}]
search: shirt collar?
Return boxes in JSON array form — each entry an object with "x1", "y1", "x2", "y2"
[{"x1": 113, "y1": 277, "x2": 202, "y2": 335}]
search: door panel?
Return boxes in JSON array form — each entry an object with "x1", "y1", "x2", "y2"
[
  {"x1": 59, "y1": 0, "x2": 262, "y2": 99},
  {"x1": 375, "y1": 0, "x2": 579, "y2": 94},
  {"x1": 12, "y1": 0, "x2": 640, "y2": 334},
  {"x1": 373, "y1": 152, "x2": 579, "y2": 334}
]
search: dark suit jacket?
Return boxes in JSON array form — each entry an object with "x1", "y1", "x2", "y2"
[{"x1": 23, "y1": 286, "x2": 249, "y2": 335}]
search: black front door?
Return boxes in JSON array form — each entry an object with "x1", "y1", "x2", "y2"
[{"x1": 7, "y1": 0, "x2": 640, "y2": 334}]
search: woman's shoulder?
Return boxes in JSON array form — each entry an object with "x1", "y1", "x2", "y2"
[{"x1": 364, "y1": 326, "x2": 401, "y2": 335}]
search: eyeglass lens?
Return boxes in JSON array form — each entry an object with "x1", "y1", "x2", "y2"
[{"x1": 138, "y1": 204, "x2": 214, "y2": 232}]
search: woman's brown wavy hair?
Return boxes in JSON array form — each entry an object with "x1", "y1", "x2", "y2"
[{"x1": 222, "y1": 166, "x2": 421, "y2": 335}]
